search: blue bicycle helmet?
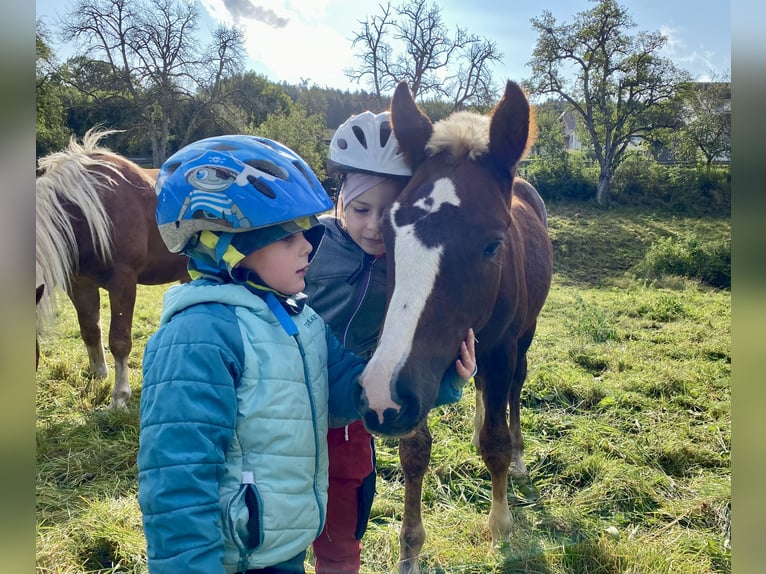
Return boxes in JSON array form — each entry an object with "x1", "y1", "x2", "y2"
[{"x1": 156, "y1": 135, "x2": 333, "y2": 254}]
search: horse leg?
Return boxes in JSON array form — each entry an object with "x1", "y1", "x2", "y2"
[
  {"x1": 508, "y1": 354, "x2": 528, "y2": 479},
  {"x1": 69, "y1": 277, "x2": 109, "y2": 380},
  {"x1": 471, "y1": 387, "x2": 484, "y2": 450},
  {"x1": 397, "y1": 421, "x2": 432, "y2": 574},
  {"x1": 509, "y1": 326, "x2": 536, "y2": 479},
  {"x1": 479, "y1": 346, "x2": 516, "y2": 548},
  {"x1": 106, "y1": 274, "x2": 137, "y2": 408}
]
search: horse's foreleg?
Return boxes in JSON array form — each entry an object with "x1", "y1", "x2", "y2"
[
  {"x1": 508, "y1": 354, "x2": 527, "y2": 479},
  {"x1": 509, "y1": 327, "x2": 536, "y2": 479},
  {"x1": 397, "y1": 422, "x2": 432, "y2": 574},
  {"x1": 479, "y1": 352, "x2": 515, "y2": 548},
  {"x1": 69, "y1": 277, "x2": 108, "y2": 380},
  {"x1": 106, "y1": 275, "x2": 137, "y2": 408},
  {"x1": 471, "y1": 385, "x2": 484, "y2": 450}
]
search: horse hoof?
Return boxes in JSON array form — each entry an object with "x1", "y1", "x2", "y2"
[
  {"x1": 109, "y1": 394, "x2": 131, "y2": 410},
  {"x1": 398, "y1": 562, "x2": 421, "y2": 574},
  {"x1": 91, "y1": 366, "x2": 109, "y2": 380},
  {"x1": 513, "y1": 478, "x2": 539, "y2": 503}
]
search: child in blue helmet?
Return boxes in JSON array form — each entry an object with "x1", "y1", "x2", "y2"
[
  {"x1": 306, "y1": 112, "x2": 476, "y2": 574},
  {"x1": 138, "y1": 135, "x2": 475, "y2": 574}
]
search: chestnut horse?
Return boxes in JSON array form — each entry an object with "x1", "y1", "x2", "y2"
[
  {"x1": 359, "y1": 81, "x2": 553, "y2": 573},
  {"x1": 36, "y1": 129, "x2": 188, "y2": 408}
]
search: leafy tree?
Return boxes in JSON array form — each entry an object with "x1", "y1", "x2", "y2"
[
  {"x1": 55, "y1": 0, "x2": 245, "y2": 165},
  {"x1": 252, "y1": 105, "x2": 329, "y2": 181},
  {"x1": 677, "y1": 76, "x2": 731, "y2": 169},
  {"x1": 346, "y1": 0, "x2": 502, "y2": 110},
  {"x1": 36, "y1": 21, "x2": 71, "y2": 157},
  {"x1": 525, "y1": 101, "x2": 597, "y2": 202},
  {"x1": 175, "y1": 72, "x2": 296, "y2": 147},
  {"x1": 526, "y1": 0, "x2": 691, "y2": 204}
]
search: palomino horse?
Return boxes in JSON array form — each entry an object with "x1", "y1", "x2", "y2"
[
  {"x1": 359, "y1": 81, "x2": 553, "y2": 573},
  {"x1": 36, "y1": 129, "x2": 189, "y2": 408}
]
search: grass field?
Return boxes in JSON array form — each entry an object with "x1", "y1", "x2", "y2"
[{"x1": 35, "y1": 203, "x2": 730, "y2": 573}]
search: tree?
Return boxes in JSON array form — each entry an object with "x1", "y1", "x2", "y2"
[
  {"x1": 526, "y1": 0, "x2": 691, "y2": 204},
  {"x1": 252, "y1": 105, "x2": 329, "y2": 181},
  {"x1": 56, "y1": 0, "x2": 245, "y2": 165},
  {"x1": 678, "y1": 75, "x2": 731, "y2": 169},
  {"x1": 36, "y1": 21, "x2": 71, "y2": 157},
  {"x1": 346, "y1": 0, "x2": 502, "y2": 111}
]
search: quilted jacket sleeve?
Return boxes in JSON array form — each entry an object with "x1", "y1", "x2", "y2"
[
  {"x1": 434, "y1": 364, "x2": 467, "y2": 406},
  {"x1": 325, "y1": 325, "x2": 366, "y2": 426},
  {"x1": 137, "y1": 303, "x2": 244, "y2": 574}
]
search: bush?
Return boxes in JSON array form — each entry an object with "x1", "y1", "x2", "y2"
[
  {"x1": 610, "y1": 154, "x2": 730, "y2": 215},
  {"x1": 524, "y1": 152, "x2": 597, "y2": 202},
  {"x1": 632, "y1": 233, "x2": 730, "y2": 289}
]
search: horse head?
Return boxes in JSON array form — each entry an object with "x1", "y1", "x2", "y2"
[{"x1": 360, "y1": 80, "x2": 541, "y2": 437}]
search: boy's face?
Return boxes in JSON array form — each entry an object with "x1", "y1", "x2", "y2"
[
  {"x1": 237, "y1": 231, "x2": 313, "y2": 295},
  {"x1": 343, "y1": 179, "x2": 402, "y2": 256}
]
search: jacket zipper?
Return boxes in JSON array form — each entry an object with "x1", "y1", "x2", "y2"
[{"x1": 342, "y1": 255, "x2": 376, "y2": 347}]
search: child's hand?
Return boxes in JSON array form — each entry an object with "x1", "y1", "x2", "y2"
[{"x1": 455, "y1": 328, "x2": 477, "y2": 380}]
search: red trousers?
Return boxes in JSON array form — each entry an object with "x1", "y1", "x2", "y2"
[{"x1": 313, "y1": 421, "x2": 375, "y2": 574}]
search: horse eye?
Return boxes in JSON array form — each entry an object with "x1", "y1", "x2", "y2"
[{"x1": 483, "y1": 240, "x2": 502, "y2": 257}]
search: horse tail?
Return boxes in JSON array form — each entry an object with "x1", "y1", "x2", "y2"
[{"x1": 35, "y1": 128, "x2": 126, "y2": 329}]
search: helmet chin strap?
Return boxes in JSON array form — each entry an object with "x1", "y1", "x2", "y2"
[
  {"x1": 230, "y1": 266, "x2": 307, "y2": 316},
  {"x1": 264, "y1": 292, "x2": 300, "y2": 336}
]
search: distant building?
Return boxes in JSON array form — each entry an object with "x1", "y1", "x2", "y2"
[
  {"x1": 556, "y1": 81, "x2": 730, "y2": 164},
  {"x1": 558, "y1": 109, "x2": 581, "y2": 151}
]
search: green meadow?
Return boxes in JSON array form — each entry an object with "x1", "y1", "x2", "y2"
[{"x1": 36, "y1": 203, "x2": 730, "y2": 573}]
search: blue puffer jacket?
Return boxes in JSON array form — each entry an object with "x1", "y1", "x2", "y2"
[{"x1": 138, "y1": 280, "x2": 365, "y2": 574}]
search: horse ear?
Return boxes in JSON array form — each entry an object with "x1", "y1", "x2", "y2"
[
  {"x1": 390, "y1": 81, "x2": 433, "y2": 169},
  {"x1": 488, "y1": 81, "x2": 536, "y2": 180}
]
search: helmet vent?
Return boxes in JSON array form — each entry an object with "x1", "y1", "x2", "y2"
[
  {"x1": 247, "y1": 175, "x2": 277, "y2": 199},
  {"x1": 246, "y1": 160, "x2": 288, "y2": 180},
  {"x1": 380, "y1": 122, "x2": 392, "y2": 147},
  {"x1": 292, "y1": 160, "x2": 315, "y2": 186},
  {"x1": 164, "y1": 161, "x2": 182, "y2": 175},
  {"x1": 351, "y1": 126, "x2": 368, "y2": 149}
]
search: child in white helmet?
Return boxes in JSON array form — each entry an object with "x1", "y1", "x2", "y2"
[
  {"x1": 139, "y1": 134, "x2": 475, "y2": 574},
  {"x1": 305, "y1": 112, "x2": 476, "y2": 574}
]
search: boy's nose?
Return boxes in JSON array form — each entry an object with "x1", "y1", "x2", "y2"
[{"x1": 301, "y1": 233, "x2": 313, "y2": 255}]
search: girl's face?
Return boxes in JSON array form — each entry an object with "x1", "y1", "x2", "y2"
[
  {"x1": 237, "y1": 231, "x2": 313, "y2": 295},
  {"x1": 343, "y1": 179, "x2": 402, "y2": 256}
]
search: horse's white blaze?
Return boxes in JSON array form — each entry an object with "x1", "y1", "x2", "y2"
[{"x1": 362, "y1": 178, "x2": 461, "y2": 423}]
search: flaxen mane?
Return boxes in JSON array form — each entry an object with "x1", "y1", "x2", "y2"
[
  {"x1": 426, "y1": 111, "x2": 491, "y2": 160},
  {"x1": 35, "y1": 129, "x2": 124, "y2": 328}
]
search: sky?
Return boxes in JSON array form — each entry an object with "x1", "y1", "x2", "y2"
[{"x1": 36, "y1": 0, "x2": 731, "y2": 94}]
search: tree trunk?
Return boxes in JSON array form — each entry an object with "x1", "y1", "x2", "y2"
[{"x1": 596, "y1": 170, "x2": 610, "y2": 205}]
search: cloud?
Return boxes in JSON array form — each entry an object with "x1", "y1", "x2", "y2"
[
  {"x1": 221, "y1": 0, "x2": 289, "y2": 27},
  {"x1": 200, "y1": 0, "x2": 361, "y2": 89}
]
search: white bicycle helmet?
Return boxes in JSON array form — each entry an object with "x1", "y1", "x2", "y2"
[{"x1": 327, "y1": 111, "x2": 412, "y2": 177}]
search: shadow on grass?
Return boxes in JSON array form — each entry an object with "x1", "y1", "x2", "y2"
[{"x1": 546, "y1": 202, "x2": 729, "y2": 288}]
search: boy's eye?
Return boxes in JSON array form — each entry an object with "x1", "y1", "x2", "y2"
[
  {"x1": 353, "y1": 207, "x2": 369, "y2": 214},
  {"x1": 282, "y1": 232, "x2": 304, "y2": 243}
]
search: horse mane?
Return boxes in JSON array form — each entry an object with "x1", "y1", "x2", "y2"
[
  {"x1": 36, "y1": 128, "x2": 127, "y2": 328},
  {"x1": 425, "y1": 111, "x2": 490, "y2": 161}
]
